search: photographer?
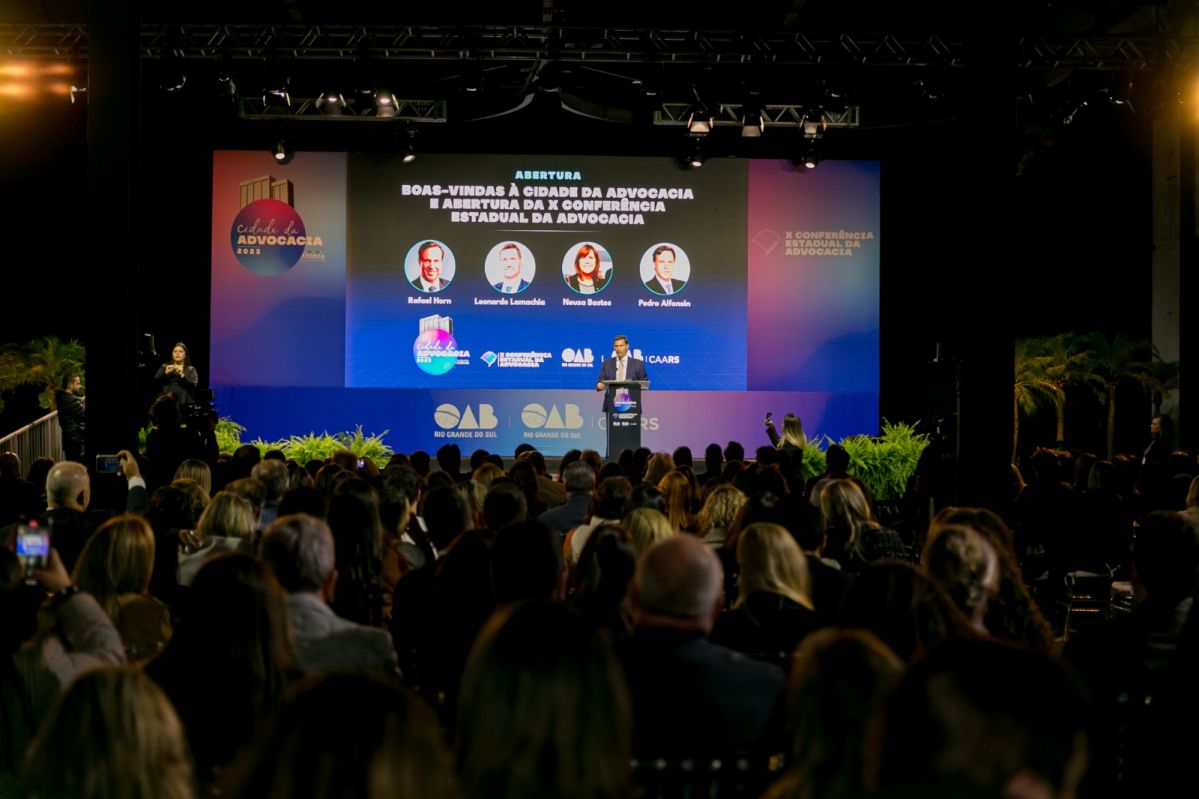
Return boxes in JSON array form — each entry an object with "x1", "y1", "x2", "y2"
[{"x1": 152, "y1": 342, "x2": 199, "y2": 407}]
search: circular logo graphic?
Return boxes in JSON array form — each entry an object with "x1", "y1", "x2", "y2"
[
  {"x1": 562, "y1": 241, "x2": 613, "y2": 295},
  {"x1": 231, "y1": 199, "x2": 307, "y2": 276},
  {"x1": 612, "y1": 389, "x2": 635, "y2": 413},
  {"x1": 434, "y1": 404, "x2": 463, "y2": 429},
  {"x1": 413, "y1": 328, "x2": 459, "y2": 375}
]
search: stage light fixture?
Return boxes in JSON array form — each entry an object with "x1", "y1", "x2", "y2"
[
  {"x1": 263, "y1": 85, "x2": 291, "y2": 111},
  {"x1": 401, "y1": 126, "x2": 417, "y2": 164},
  {"x1": 316, "y1": 91, "x2": 346, "y2": 115},
  {"x1": 686, "y1": 138, "x2": 706, "y2": 168},
  {"x1": 741, "y1": 109, "x2": 764, "y2": 137},
  {"x1": 373, "y1": 88, "x2": 398, "y2": 118},
  {"x1": 687, "y1": 106, "x2": 713, "y2": 135},
  {"x1": 271, "y1": 139, "x2": 294, "y2": 165},
  {"x1": 798, "y1": 140, "x2": 822, "y2": 170}
]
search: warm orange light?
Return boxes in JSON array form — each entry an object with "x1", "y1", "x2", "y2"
[
  {"x1": 41, "y1": 63, "x2": 73, "y2": 76},
  {"x1": 0, "y1": 62, "x2": 35, "y2": 77},
  {"x1": 0, "y1": 82, "x2": 34, "y2": 98}
]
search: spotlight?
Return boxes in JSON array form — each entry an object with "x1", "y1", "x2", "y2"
[
  {"x1": 802, "y1": 113, "x2": 826, "y2": 140},
  {"x1": 687, "y1": 106, "x2": 713, "y2": 135},
  {"x1": 798, "y1": 140, "x2": 822, "y2": 170},
  {"x1": 373, "y1": 88, "x2": 398, "y2": 118},
  {"x1": 263, "y1": 84, "x2": 291, "y2": 111},
  {"x1": 316, "y1": 91, "x2": 346, "y2": 115},
  {"x1": 401, "y1": 127, "x2": 417, "y2": 164},
  {"x1": 271, "y1": 139, "x2": 294, "y2": 165},
  {"x1": 686, "y1": 138, "x2": 706, "y2": 168},
  {"x1": 741, "y1": 109, "x2": 764, "y2": 138}
]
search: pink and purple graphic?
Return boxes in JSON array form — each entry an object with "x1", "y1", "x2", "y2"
[
  {"x1": 413, "y1": 328, "x2": 460, "y2": 375},
  {"x1": 231, "y1": 199, "x2": 308, "y2": 276}
]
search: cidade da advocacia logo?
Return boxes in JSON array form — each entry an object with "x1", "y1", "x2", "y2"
[
  {"x1": 414, "y1": 315, "x2": 471, "y2": 375},
  {"x1": 231, "y1": 175, "x2": 323, "y2": 275}
]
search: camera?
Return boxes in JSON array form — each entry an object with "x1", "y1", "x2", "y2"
[
  {"x1": 95, "y1": 454, "x2": 123, "y2": 474},
  {"x1": 357, "y1": 458, "x2": 366, "y2": 470},
  {"x1": 16, "y1": 523, "x2": 50, "y2": 582}
]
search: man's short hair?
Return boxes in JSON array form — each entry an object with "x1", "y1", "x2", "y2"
[
  {"x1": 635, "y1": 535, "x2": 722, "y2": 620},
  {"x1": 260, "y1": 513, "x2": 335, "y2": 593},
  {"x1": 418, "y1": 241, "x2": 442, "y2": 259},
  {"x1": 724, "y1": 441, "x2": 746, "y2": 463},
  {"x1": 251, "y1": 460, "x2": 289, "y2": 503},
  {"x1": 613, "y1": 334, "x2": 628, "y2": 346},
  {"x1": 225, "y1": 477, "x2": 266, "y2": 515},
  {"x1": 483, "y1": 479, "x2": 529, "y2": 531},
  {"x1": 652, "y1": 245, "x2": 676, "y2": 262},
  {"x1": 60, "y1": 373, "x2": 78, "y2": 390},
  {"x1": 562, "y1": 462, "x2": 597, "y2": 494},
  {"x1": 46, "y1": 461, "x2": 88, "y2": 507}
]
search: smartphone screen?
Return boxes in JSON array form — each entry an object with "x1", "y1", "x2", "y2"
[
  {"x1": 16, "y1": 525, "x2": 50, "y2": 574},
  {"x1": 95, "y1": 454, "x2": 122, "y2": 474},
  {"x1": 357, "y1": 458, "x2": 366, "y2": 470}
]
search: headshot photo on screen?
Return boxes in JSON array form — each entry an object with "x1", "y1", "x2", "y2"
[
  {"x1": 486, "y1": 241, "x2": 536, "y2": 294},
  {"x1": 562, "y1": 242, "x2": 613, "y2": 295},
  {"x1": 640, "y1": 243, "x2": 690, "y2": 296},
  {"x1": 406, "y1": 240, "x2": 456, "y2": 293}
]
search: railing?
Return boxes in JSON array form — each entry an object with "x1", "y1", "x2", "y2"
[{"x1": 0, "y1": 411, "x2": 62, "y2": 474}]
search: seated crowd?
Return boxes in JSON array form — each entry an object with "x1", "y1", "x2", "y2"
[{"x1": 1, "y1": 417, "x2": 1198, "y2": 799}]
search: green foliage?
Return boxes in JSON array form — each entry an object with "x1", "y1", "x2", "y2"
[
  {"x1": 215, "y1": 418, "x2": 248, "y2": 454},
  {"x1": 0, "y1": 337, "x2": 86, "y2": 413},
  {"x1": 794, "y1": 421, "x2": 928, "y2": 502},
  {"x1": 216, "y1": 421, "x2": 393, "y2": 466}
]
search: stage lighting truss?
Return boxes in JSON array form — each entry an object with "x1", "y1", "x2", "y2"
[
  {"x1": 656, "y1": 103, "x2": 858, "y2": 130},
  {"x1": 239, "y1": 94, "x2": 447, "y2": 122}
]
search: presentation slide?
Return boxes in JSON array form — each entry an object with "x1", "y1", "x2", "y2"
[{"x1": 211, "y1": 152, "x2": 879, "y2": 456}]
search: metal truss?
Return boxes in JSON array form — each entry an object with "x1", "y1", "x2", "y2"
[
  {"x1": 239, "y1": 96, "x2": 448, "y2": 121},
  {"x1": 654, "y1": 103, "x2": 859, "y2": 128}
]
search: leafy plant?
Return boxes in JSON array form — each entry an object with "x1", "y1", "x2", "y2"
[
  {"x1": 215, "y1": 418, "x2": 248, "y2": 454},
  {"x1": 795, "y1": 421, "x2": 928, "y2": 502},
  {"x1": 0, "y1": 337, "x2": 86, "y2": 412}
]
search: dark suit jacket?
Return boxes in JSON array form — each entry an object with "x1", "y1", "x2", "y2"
[
  {"x1": 411, "y1": 277, "x2": 449, "y2": 292},
  {"x1": 644, "y1": 277, "x2": 687, "y2": 295},
  {"x1": 619, "y1": 627, "x2": 785, "y2": 757},
  {"x1": 597, "y1": 357, "x2": 647, "y2": 412},
  {"x1": 492, "y1": 278, "x2": 530, "y2": 293}
]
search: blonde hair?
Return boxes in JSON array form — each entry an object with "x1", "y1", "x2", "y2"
[
  {"x1": 735, "y1": 522, "x2": 813, "y2": 609},
  {"x1": 657, "y1": 470, "x2": 694, "y2": 532},
  {"x1": 697, "y1": 484, "x2": 746, "y2": 538},
  {"x1": 24, "y1": 667, "x2": 194, "y2": 799},
  {"x1": 643, "y1": 452, "x2": 675, "y2": 488},
  {"x1": 173, "y1": 459, "x2": 212, "y2": 497},
  {"x1": 471, "y1": 462, "x2": 504, "y2": 489},
  {"x1": 819, "y1": 479, "x2": 879, "y2": 556},
  {"x1": 623, "y1": 508, "x2": 673, "y2": 557},
  {"x1": 780, "y1": 413, "x2": 805, "y2": 448},
  {"x1": 72, "y1": 515, "x2": 156, "y2": 619},
  {"x1": 197, "y1": 491, "x2": 256, "y2": 542}
]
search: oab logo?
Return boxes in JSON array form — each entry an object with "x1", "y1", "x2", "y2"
[
  {"x1": 560, "y1": 347, "x2": 594, "y2": 367},
  {"x1": 521, "y1": 403, "x2": 584, "y2": 430},
  {"x1": 434, "y1": 404, "x2": 498, "y2": 430}
]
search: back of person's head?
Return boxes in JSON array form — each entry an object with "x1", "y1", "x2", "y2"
[
  {"x1": 756, "y1": 445, "x2": 778, "y2": 465},
  {"x1": 458, "y1": 600, "x2": 630, "y2": 799},
  {"x1": 779, "y1": 629, "x2": 901, "y2": 799},
  {"x1": 471, "y1": 462, "x2": 504, "y2": 489},
  {"x1": 574, "y1": 524, "x2": 636, "y2": 620},
  {"x1": 560, "y1": 449, "x2": 583, "y2": 477},
  {"x1": 783, "y1": 496, "x2": 826, "y2": 553},
  {"x1": 1133, "y1": 511, "x2": 1199, "y2": 603},
  {"x1": 643, "y1": 452, "x2": 675, "y2": 488},
  {"x1": 735, "y1": 522, "x2": 812, "y2": 609},
  {"x1": 24, "y1": 667, "x2": 193, "y2": 799},
  {"x1": 523, "y1": 449, "x2": 548, "y2": 476},
  {"x1": 491, "y1": 520, "x2": 564, "y2": 604},
  {"x1": 1188, "y1": 474, "x2": 1199, "y2": 511},
  {"x1": 469, "y1": 448, "x2": 490, "y2": 472},
  {"x1": 327, "y1": 478, "x2": 384, "y2": 569},
  {"x1": 0, "y1": 450, "x2": 20, "y2": 480},
  {"x1": 72, "y1": 514, "x2": 156, "y2": 617},
  {"x1": 435, "y1": 443, "x2": 461, "y2": 475},
  {"x1": 173, "y1": 459, "x2": 212, "y2": 496},
  {"x1": 819, "y1": 479, "x2": 875, "y2": 550},
  {"x1": 838, "y1": 561, "x2": 975, "y2": 662},
  {"x1": 704, "y1": 443, "x2": 723, "y2": 471},
  {"x1": 230, "y1": 444, "x2": 262, "y2": 480},
  {"x1": 251, "y1": 460, "x2": 289, "y2": 503},
  {"x1": 46, "y1": 460, "x2": 89, "y2": 508},
  {"x1": 424, "y1": 471, "x2": 455, "y2": 493},
  {"x1": 724, "y1": 440, "x2": 746, "y2": 463},
  {"x1": 507, "y1": 459, "x2": 542, "y2": 507},
  {"x1": 456, "y1": 480, "x2": 486, "y2": 528},
  {"x1": 1031, "y1": 447, "x2": 1060, "y2": 484},
  {"x1": 225, "y1": 477, "x2": 267, "y2": 518},
  {"x1": 697, "y1": 483, "x2": 746, "y2": 537},
  {"x1": 672, "y1": 446, "x2": 694, "y2": 468},
  {"x1": 562, "y1": 461, "x2": 596, "y2": 495},
  {"x1": 278, "y1": 486, "x2": 327, "y2": 520},
  {"x1": 656, "y1": 470, "x2": 694, "y2": 531},
  {"x1": 151, "y1": 394, "x2": 181, "y2": 427},
  {"x1": 260, "y1": 514, "x2": 335, "y2": 594},
  {"x1": 483, "y1": 478, "x2": 528, "y2": 531},
  {"x1": 870, "y1": 640, "x2": 1089, "y2": 798},
  {"x1": 727, "y1": 490, "x2": 788, "y2": 547},
  {"x1": 922, "y1": 524, "x2": 999, "y2": 625},
  {"x1": 580, "y1": 449, "x2": 604, "y2": 475},
  {"x1": 820, "y1": 444, "x2": 847, "y2": 474},
  {"x1": 623, "y1": 483, "x2": 665, "y2": 516},
  {"x1": 329, "y1": 449, "x2": 358, "y2": 473},
  {"x1": 781, "y1": 413, "x2": 805, "y2": 447},
  {"x1": 150, "y1": 482, "x2": 207, "y2": 532},
  {"x1": 198, "y1": 491, "x2": 256, "y2": 542},
  {"x1": 409, "y1": 450, "x2": 431, "y2": 477},
  {"x1": 633, "y1": 534, "x2": 723, "y2": 625},
  {"x1": 592, "y1": 475, "x2": 633, "y2": 521},
  {"x1": 513, "y1": 443, "x2": 535, "y2": 460},
  {"x1": 227, "y1": 674, "x2": 457, "y2": 799},
  {"x1": 623, "y1": 507, "x2": 673, "y2": 557},
  {"x1": 486, "y1": 453, "x2": 505, "y2": 470}
]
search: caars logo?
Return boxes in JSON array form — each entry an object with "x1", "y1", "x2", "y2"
[
  {"x1": 434, "y1": 404, "x2": 498, "y2": 430},
  {"x1": 560, "y1": 347, "x2": 595, "y2": 367},
  {"x1": 646, "y1": 354, "x2": 681, "y2": 364},
  {"x1": 521, "y1": 403, "x2": 584, "y2": 430}
]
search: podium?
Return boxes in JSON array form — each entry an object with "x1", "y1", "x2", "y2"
[{"x1": 601, "y1": 380, "x2": 649, "y2": 460}]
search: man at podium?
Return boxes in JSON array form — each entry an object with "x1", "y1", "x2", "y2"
[{"x1": 595, "y1": 334, "x2": 647, "y2": 412}]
